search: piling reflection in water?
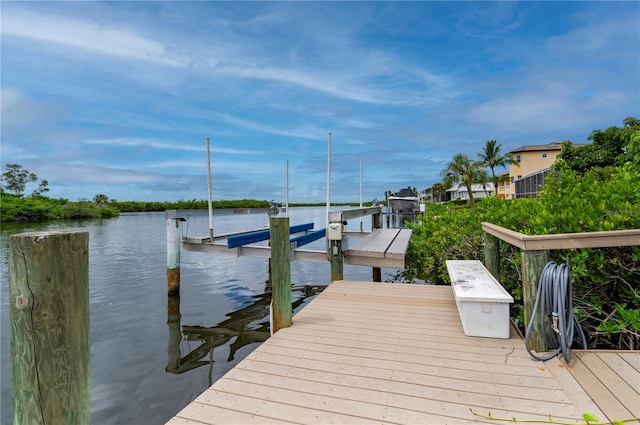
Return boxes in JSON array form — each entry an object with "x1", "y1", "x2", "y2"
[{"x1": 166, "y1": 285, "x2": 326, "y2": 385}]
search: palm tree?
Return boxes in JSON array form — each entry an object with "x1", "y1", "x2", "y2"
[
  {"x1": 431, "y1": 182, "x2": 448, "y2": 203},
  {"x1": 477, "y1": 169, "x2": 490, "y2": 196},
  {"x1": 441, "y1": 153, "x2": 481, "y2": 206},
  {"x1": 477, "y1": 140, "x2": 517, "y2": 196},
  {"x1": 93, "y1": 194, "x2": 109, "y2": 206}
]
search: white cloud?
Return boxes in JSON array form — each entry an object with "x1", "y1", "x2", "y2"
[{"x1": 1, "y1": 8, "x2": 188, "y2": 67}]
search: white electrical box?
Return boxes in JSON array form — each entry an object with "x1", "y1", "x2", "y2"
[{"x1": 327, "y1": 222, "x2": 343, "y2": 240}]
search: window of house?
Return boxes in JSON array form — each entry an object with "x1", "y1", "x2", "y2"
[
  {"x1": 542, "y1": 153, "x2": 547, "y2": 158},
  {"x1": 517, "y1": 175, "x2": 522, "y2": 180},
  {"x1": 516, "y1": 155, "x2": 521, "y2": 163},
  {"x1": 510, "y1": 176, "x2": 514, "y2": 184}
]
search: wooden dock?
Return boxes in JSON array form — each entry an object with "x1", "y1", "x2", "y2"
[{"x1": 167, "y1": 281, "x2": 639, "y2": 424}]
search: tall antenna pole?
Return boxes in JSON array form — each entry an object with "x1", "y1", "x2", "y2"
[
  {"x1": 206, "y1": 137, "x2": 214, "y2": 241},
  {"x1": 285, "y1": 159, "x2": 289, "y2": 217},
  {"x1": 326, "y1": 132, "x2": 332, "y2": 226},
  {"x1": 360, "y1": 155, "x2": 363, "y2": 232}
]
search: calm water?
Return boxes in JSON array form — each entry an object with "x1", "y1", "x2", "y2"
[{"x1": 1, "y1": 207, "x2": 398, "y2": 424}]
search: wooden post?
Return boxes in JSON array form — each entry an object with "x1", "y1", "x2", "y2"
[
  {"x1": 484, "y1": 232, "x2": 500, "y2": 281},
  {"x1": 372, "y1": 211, "x2": 381, "y2": 230},
  {"x1": 329, "y1": 239, "x2": 344, "y2": 281},
  {"x1": 372, "y1": 211, "x2": 382, "y2": 282},
  {"x1": 166, "y1": 210, "x2": 181, "y2": 295},
  {"x1": 522, "y1": 250, "x2": 549, "y2": 353},
  {"x1": 269, "y1": 216, "x2": 292, "y2": 334},
  {"x1": 9, "y1": 231, "x2": 90, "y2": 425}
]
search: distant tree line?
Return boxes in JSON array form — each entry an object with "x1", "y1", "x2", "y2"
[
  {"x1": 0, "y1": 165, "x2": 275, "y2": 222},
  {"x1": 109, "y1": 198, "x2": 271, "y2": 213}
]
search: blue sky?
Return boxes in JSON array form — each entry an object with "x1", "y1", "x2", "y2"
[{"x1": 1, "y1": 2, "x2": 638, "y2": 203}]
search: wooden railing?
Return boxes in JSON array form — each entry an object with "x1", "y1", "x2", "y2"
[{"x1": 481, "y1": 222, "x2": 640, "y2": 352}]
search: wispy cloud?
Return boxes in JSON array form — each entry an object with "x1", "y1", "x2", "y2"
[{"x1": 1, "y1": 8, "x2": 188, "y2": 67}]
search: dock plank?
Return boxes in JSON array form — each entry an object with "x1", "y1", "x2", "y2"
[
  {"x1": 167, "y1": 281, "x2": 616, "y2": 425},
  {"x1": 570, "y1": 351, "x2": 640, "y2": 418},
  {"x1": 619, "y1": 351, "x2": 640, "y2": 373},
  {"x1": 601, "y1": 352, "x2": 640, "y2": 393},
  {"x1": 564, "y1": 351, "x2": 635, "y2": 420},
  {"x1": 386, "y1": 229, "x2": 412, "y2": 259},
  {"x1": 346, "y1": 229, "x2": 400, "y2": 258}
]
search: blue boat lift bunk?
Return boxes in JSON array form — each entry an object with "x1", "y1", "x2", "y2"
[{"x1": 180, "y1": 206, "x2": 412, "y2": 270}]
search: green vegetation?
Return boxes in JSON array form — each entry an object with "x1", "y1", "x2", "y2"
[
  {"x1": 110, "y1": 198, "x2": 270, "y2": 213},
  {"x1": 404, "y1": 117, "x2": 640, "y2": 350},
  {"x1": 0, "y1": 163, "x2": 276, "y2": 222},
  {"x1": 1, "y1": 194, "x2": 120, "y2": 222},
  {"x1": 0, "y1": 193, "x2": 275, "y2": 222},
  {"x1": 1, "y1": 163, "x2": 49, "y2": 197}
]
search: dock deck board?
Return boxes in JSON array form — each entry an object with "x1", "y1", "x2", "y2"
[
  {"x1": 345, "y1": 229, "x2": 412, "y2": 268},
  {"x1": 167, "y1": 281, "x2": 639, "y2": 424},
  {"x1": 566, "y1": 351, "x2": 640, "y2": 420}
]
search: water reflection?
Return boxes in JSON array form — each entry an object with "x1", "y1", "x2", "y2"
[{"x1": 166, "y1": 285, "x2": 326, "y2": 385}]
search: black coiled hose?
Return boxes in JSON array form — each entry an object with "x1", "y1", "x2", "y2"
[{"x1": 525, "y1": 259, "x2": 587, "y2": 361}]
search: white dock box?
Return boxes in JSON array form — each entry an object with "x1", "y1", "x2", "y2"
[{"x1": 446, "y1": 260, "x2": 514, "y2": 339}]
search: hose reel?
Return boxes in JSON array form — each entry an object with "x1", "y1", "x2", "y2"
[{"x1": 525, "y1": 259, "x2": 587, "y2": 361}]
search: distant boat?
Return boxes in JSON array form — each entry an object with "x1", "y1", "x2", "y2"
[{"x1": 388, "y1": 187, "x2": 419, "y2": 213}]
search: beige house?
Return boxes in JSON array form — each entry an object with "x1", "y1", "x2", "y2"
[{"x1": 497, "y1": 142, "x2": 565, "y2": 199}]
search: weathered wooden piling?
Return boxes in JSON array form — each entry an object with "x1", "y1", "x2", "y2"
[
  {"x1": 329, "y1": 239, "x2": 344, "y2": 281},
  {"x1": 9, "y1": 231, "x2": 90, "y2": 425},
  {"x1": 522, "y1": 250, "x2": 549, "y2": 352},
  {"x1": 483, "y1": 232, "x2": 500, "y2": 281},
  {"x1": 269, "y1": 216, "x2": 292, "y2": 334},
  {"x1": 166, "y1": 210, "x2": 182, "y2": 295},
  {"x1": 372, "y1": 210, "x2": 382, "y2": 282},
  {"x1": 327, "y1": 214, "x2": 345, "y2": 281}
]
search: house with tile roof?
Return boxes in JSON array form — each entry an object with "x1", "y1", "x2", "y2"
[{"x1": 496, "y1": 142, "x2": 571, "y2": 199}]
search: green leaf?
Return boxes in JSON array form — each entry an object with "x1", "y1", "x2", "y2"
[{"x1": 583, "y1": 412, "x2": 599, "y2": 423}]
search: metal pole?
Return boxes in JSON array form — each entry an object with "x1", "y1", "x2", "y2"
[
  {"x1": 360, "y1": 155, "x2": 363, "y2": 232},
  {"x1": 286, "y1": 159, "x2": 289, "y2": 217},
  {"x1": 326, "y1": 132, "x2": 332, "y2": 227},
  {"x1": 206, "y1": 137, "x2": 214, "y2": 241}
]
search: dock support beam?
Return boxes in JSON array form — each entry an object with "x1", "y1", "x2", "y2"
[
  {"x1": 522, "y1": 250, "x2": 549, "y2": 353},
  {"x1": 9, "y1": 231, "x2": 90, "y2": 425},
  {"x1": 166, "y1": 210, "x2": 182, "y2": 295},
  {"x1": 269, "y1": 217, "x2": 292, "y2": 334}
]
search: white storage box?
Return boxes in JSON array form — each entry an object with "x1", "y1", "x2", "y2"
[{"x1": 446, "y1": 260, "x2": 514, "y2": 339}]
